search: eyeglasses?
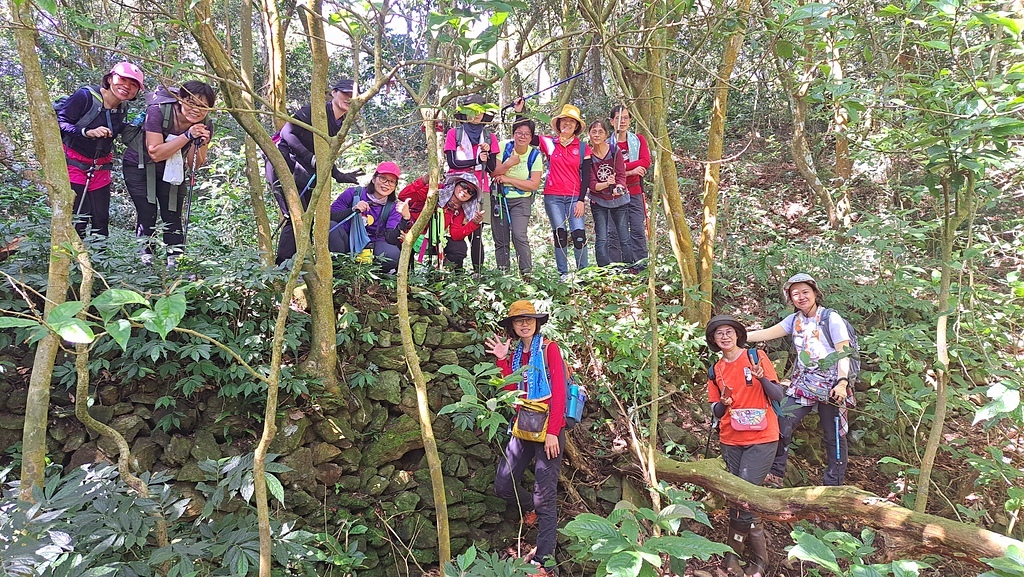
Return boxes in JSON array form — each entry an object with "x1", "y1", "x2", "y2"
[
  {"x1": 455, "y1": 182, "x2": 475, "y2": 195},
  {"x1": 512, "y1": 317, "x2": 534, "y2": 325},
  {"x1": 713, "y1": 329, "x2": 736, "y2": 338},
  {"x1": 513, "y1": 130, "x2": 532, "y2": 138},
  {"x1": 376, "y1": 176, "x2": 398, "y2": 188}
]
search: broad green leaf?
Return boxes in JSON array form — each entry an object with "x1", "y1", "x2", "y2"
[
  {"x1": 919, "y1": 40, "x2": 950, "y2": 51},
  {"x1": 892, "y1": 559, "x2": 923, "y2": 576},
  {"x1": 973, "y1": 388, "x2": 1020, "y2": 425},
  {"x1": 53, "y1": 319, "x2": 95, "y2": 344},
  {"x1": 850, "y1": 565, "x2": 887, "y2": 577},
  {"x1": 47, "y1": 301, "x2": 84, "y2": 324},
  {"x1": 0, "y1": 317, "x2": 40, "y2": 329},
  {"x1": 106, "y1": 319, "x2": 132, "y2": 352},
  {"x1": 876, "y1": 4, "x2": 905, "y2": 16},
  {"x1": 144, "y1": 293, "x2": 186, "y2": 339},
  {"x1": 605, "y1": 551, "x2": 643, "y2": 577},
  {"x1": 92, "y1": 289, "x2": 148, "y2": 321},
  {"x1": 33, "y1": 0, "x2": 58, "y2": 16},
  {"x1": 563, "y1": 513, "x2": 621, "y2": 540},
  {"x1": 265, "y1": 473, "x2": 285, "y2": 505},
  {"x1": 646, "y1": 534, "x2": 731, "y2": 560},
  {"x1": 788, "y1": 532, "x2": 841, "y2": 573}
]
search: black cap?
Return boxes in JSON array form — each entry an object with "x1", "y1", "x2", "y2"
[
  {"x1": 705, "y1": 315, "x2": 748, "y2": 352},
  {"x1": 333, "y1": 78, "x2": 355, "y2": 93}
]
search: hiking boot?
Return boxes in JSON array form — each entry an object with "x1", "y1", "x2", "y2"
[
  {"x1": 522, "y1": 510, "x2": 538, "y2": 527},
  {"x1": 744, "y1": 521, "x2": 769, "y2": 577},
  {"x1": 722, "y1": 519, "x2": 748, "y2": 575},
  {"x1": 764, "y1": 473, "x2": 784, "y2": 489}
]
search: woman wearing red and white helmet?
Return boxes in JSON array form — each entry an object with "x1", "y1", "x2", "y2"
[
  {"x1": 56, "y1": 62, "x2": 144, "y2": 238},
  {"x1": 747, "y1": 273, "x2": 855, "y2": 487}
]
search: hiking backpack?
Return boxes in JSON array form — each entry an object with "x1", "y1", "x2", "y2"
[
  {"x1": 818, "y1": 308, "x2": 861, "y2": 385},
  {"x1": 538, "y1": 339, "x2": 587, "y2": 430},
  {"x1": 120, "y1": 87, "x2": 213, "y2": 211},
  {"x1": 53, "y1": 86, "x2": 128, "y2": 146},
  {"x1": 708, "y1": 348, "x2": 782, "y2": 419}
]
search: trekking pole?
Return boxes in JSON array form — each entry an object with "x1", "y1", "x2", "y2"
[
  {"x1": 703, "y1": 419, "x2": 715, "y2": 459},
  {"x1": 835, "y1": 416, "x2": 841, "y2": 462},
  {"x1": 181, "y1": 148, "x2": 200, "y2": 248},
  {"x1": 74, "y1": 146, "x2": 103, "y2": 229},
  {"x1": 499, "y1": 69, "x2": 591, "y2": 112}
]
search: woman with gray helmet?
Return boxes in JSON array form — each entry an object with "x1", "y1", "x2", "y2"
[
  {"x1": 705, "y1": 315, "x2": 783, "y2": 577},
  {"x1": 747, "y1": 273, "x2": 855, "y2": 487}
]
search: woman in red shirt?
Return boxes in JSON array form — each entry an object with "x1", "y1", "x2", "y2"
[
  {"x1": 706, "y1": 315, "x2": 783, "y2": 577},
  {"x1": 485, "y1": 300, "x2": 568, "y2": 575}
]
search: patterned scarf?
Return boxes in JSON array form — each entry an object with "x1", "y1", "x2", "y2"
[{"x1": 511, "y1": 335, "x2": 552, "y2": 401}]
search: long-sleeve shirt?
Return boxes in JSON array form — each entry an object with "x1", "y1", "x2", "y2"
[
  {"x1": 398, "y1": 175, "x2": 430, "y2": 222},
  {"x1": 444, "y1": 207, "x2": 480, "y2": 241},
  {"x1": 497, "y1": 340, "x2": 568, "y2": 435},
  {"x1": 538, "y1": 135, "x2": 592, "y2": 200},
  {"x1": 588, "y1": 146, "x2": 627, "y2": 202},
  {"x1": 278, "y1": 102, "x2": 349, "y2": 184},
  {"x1": 330, "y1": 187, "x2": 410, "y2": 245}
]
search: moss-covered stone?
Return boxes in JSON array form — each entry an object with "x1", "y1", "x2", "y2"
[
  {"x1": 314, "y1": 417, "x2": 356, "y2": 448},
  {"x1": 281, "y1": 448, "x2": 316, "y2": 492},
  {"x1": 268, "y1": 414, "x2": 310, "y2": 455},
  {"x1": 176, "y1": 459, "x2": 206, "y2": 482},
  {"x1": 336, "y1": 475, "x2": 361, "y2": 492},
  {"x1": 365, "y1": 404, "x2": 389, "y2": 435},
  {"x1": 163, "y1": 434, "x2": 193, "y2": 466},
  {"x1": 466, "y1": 443, "x2": 494, "y2": 462},
  {"x1": 364, "y1": 475, "x2": 389, "y2": 496},
  {"x1": 338, "y1": 447, "x2": 362, "y2": 472},
  {"x1": 368, "y1": 347, "x2": 407, "y2": 371},
  {"x1": 131, "y1": 437, "x2": 161, "y2": 472},
  {"x1": 335, "y1": 493, "x2": 372, "y2": 510},
  {"x1": 483, "y1": 495, "x2": 508, "y2": 512},
  {"x1": 393, "y1": 490, "x2": 421, "y2": 513},
  {"x1": 190, "y1": 430, "x2": 221, "y2": 462},
  {"x1": 439, "y1": 331, "x2": 476, "y2": 349},
  {"x1": 424, "y1": 330, "x2": 442, "y2": 347},
  {"x1": 289, "y1": 489, "x2": 320, "y2": 516},
  {"x1": 449, "y1": 520, "x2": 471, "y2": 537},
  {"x1": 360, "y1": 414, "x2": 422, "y2": 466},
  {"x1": 388, "y1": 469, "x2": 415, "y2": 492},
  {"x1": 442, "y1": 454, "x2": 469, "y2": 477},
  {"x1": 312, "y1": 441, "x2": 343, "y2": 465},
  {"x1": 412, "y1": 322, "x2": 428, "y2": 346},
  {"x1": 112, "y1": 402, "x2": 134, "y2": 416},
  {"x1": 431, "y1": 348, "x2": 459, "y2": 367},
  {"x1": 368, "y1": 371, "x2": 402, "y2": 405},
  {"x1": 0, "y1": 413, "x2": 24, "y2": 430}
]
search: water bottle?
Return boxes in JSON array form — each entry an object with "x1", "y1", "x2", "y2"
[{"x1": 566, "y1": 384, "x2": 580, "y2": 426}]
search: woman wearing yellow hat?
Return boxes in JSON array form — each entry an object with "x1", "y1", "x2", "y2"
[
  {"x1": 512, "y1": 99, "x2": 591, "y2": 281},
  {"x1": 485, "y1": 300, "x2": 568, "y2": 574}
]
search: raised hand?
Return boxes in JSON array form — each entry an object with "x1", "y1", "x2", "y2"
[{"x1": 484, "y1": 335, "x2": 511, "y2": 360}]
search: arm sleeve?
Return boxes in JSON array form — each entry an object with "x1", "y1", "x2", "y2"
[
  {"x1": 708, "y1": 380, "x2": 726, "y2": 418},
  {"x1": 485, "y1": 134, "x2": 499, "y2": 173},
  {"x1": 398, "y1": 176, "x2": 429, "y2": 222},
  {"x1": 56, "y1": 89, "x2": 92, "y2": 136},
  {"x1": 446, "y1": 211, "x2": 480, "y2": 241},
  {"x1": 279, "y1": 104, "x2": 316, "y2": 171},
  {"x1": 445, "y1": 149, "x2": 476, "y2": 171},
  {"x1": 329, "y1": 187, "x2": 357, "y2": 221},
  {"x1": 756, "y1": 350, "x2": 784, "y2": 401},
  {"x1": 545, "y1": 342, "x2": 568, "y2": 435},
  {"x1": 384, "y1": 220, "x2": 412, "y2": 245},
  {"x1": 577, "y1": 156, "x2": 591, "y2": 202}
]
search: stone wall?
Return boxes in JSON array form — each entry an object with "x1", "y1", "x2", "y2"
[{"x1": 0, "y1": 299, "x2": 626, "y2": 576}]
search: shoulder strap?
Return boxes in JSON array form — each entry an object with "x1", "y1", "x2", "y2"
[
  {"x1": 527, "y1": 147, "x2": 540, "y2": 171},
  {"x1": 707, "y1": 359, "x2": 724, "y2": 396},
  {"x1": 160, "y1": 102, "x2": 174, "y2": 133},
  {"x1": 819, "y1": 308, "x2": 836, "y2": 348},
  {"x1": 455, "y1": 123, "x2": 463, "y2": 145},
  {"x1": 502, "y1": 141, "x2": 514, "y2": 162},
  {"x1": 72, "y1": 87, "x2": 105, "y2": 132}
]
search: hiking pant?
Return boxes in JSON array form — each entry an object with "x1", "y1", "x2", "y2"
[
  {"x1": 470, "y1": 228, "x2": 484, "y2": 273},
  {"x1": 544, "y1": 195, "x2": 588, "y2": 276},
  {"x1": 325, "y1": 227, "x2": 401, "y2": 274},
  {"x1": 593, "y1": 203, "x2": 633, "y2": 267},
  {"x1": 71, "y1": 181, "x2": 111, "y2": 239},
  {"x1": 124, "y1": 164, "x2": 186, "y2": 256},
  {"x1": 607, "y1": 193, "x2": 647, "y2": 263},
  {"x1": 266, "y1": 158, "x2": 315, "y2": 265},
  {"x1": 495, "y1": 430, "x2": 565, "y2": 565},
  {"x1": 491, "y1": 195, "x2": 534, "y2": 274},
  {"x1": 721, "y1": 441, "x2": 777, "y2": 525},
  {"x1": 442, "y1": 237, "x2": 469, "y2": 268},
  {"x1": 771, "y1": 396, "x2": 848, "y2": 486}
]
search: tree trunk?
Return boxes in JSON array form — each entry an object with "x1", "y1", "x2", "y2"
[
  {"x1": 299, "y1": 0, "x2": 339, "y2": 389},
  {"x1": 829, "y1": 30, "x2": 853, "y2": 229},
  {"x1": 656, "y1": 455, "x2": 1022, "y2": 562},
  {"x1": 241, "y1": 0, "x2": 275, "y2": 267},
  {"x1": 10, "y1": 0, "x2": 75, "y2": 501},
  {"x1": 916, "y1": 172, "x2": 974, "y2": 514},
  {"x1": 645, "y1": 153, "x2": 663, "y2": 515},
  {"x1": 697, "y1": 0, "x2": 753, "y2": 324},
  {"x1": 260, "y1": 0, "x2": 288, "y2": 129}
]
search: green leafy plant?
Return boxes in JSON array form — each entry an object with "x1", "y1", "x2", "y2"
[
  {"x1": 442, "y1": 545, "x2": 542, "y2": 576},
  {"x1": 787, "y1": 523, "x2": 931, "y2": 576}
]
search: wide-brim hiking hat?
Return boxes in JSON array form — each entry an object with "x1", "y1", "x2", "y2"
[
  {"x1": 333, "y1": 78, "x2": 355, "y2": 93},
  {"x1": 105, "y1": 62, "x2": 145, "y2": 91},
  {"x1": 498, "y1": 300, "x2": 549, "y2": 330},
  {"x1": 375, "y1": 161, "x2": 401, "y2": 179},
  {"x1": 705, "y1": 315, "x2": 747, "y2": 352},
  {"x1": 445, "y1": 173, "x2": 479, "y2": 198},
  {"x1": 550, "y1": 104, "x2": 584, "y2": 136},
  {"x1": 784, "y1": 273, "x2": 821, "y2": 303}
]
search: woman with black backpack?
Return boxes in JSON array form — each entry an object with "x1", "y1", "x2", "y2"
[
  {"x1": 56, "y1": 62, "x2": 144, "y2": 239},
  {"x1": 705, "y1": 315, "x2": 783, "y2": 577},
  {"x1": 122, "y1": 80, "x2": 215, "y2": 268}
]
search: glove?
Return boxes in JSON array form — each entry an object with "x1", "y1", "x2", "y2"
[{"x1": 334, "y1": 167, "x2": 365, "y2": 184}]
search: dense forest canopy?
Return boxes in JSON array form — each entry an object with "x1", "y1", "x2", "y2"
[{"x1": 1, "y1": 0, "x2": 1022, "y2": 576}]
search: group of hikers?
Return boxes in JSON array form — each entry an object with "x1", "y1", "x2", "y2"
[
  {"x1": 56, "y1": 65, "x2": 857, "y2": 576},
  {"x1": 57, "y1": 65, "x2": 652, "y2": 279},
  {"x1": 267, "y1": 79, "x2": 653, "y2": 279},
  {"x1": 488, "y1": 273, "x2": 855, "y2": 576}
]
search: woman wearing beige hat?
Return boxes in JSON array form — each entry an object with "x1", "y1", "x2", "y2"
[
  {"x1": 512, "y1": 99, "x2": 591, "y2": 281},
  {"x1": 485, "y1": 300, "x2": 568, "y2": 574}
]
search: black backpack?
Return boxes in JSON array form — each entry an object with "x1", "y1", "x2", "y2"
[
  {"x1": 120, "y1": 87, "x2": 213, "y2": 211},
  {"x1": 53, "y1": 86, "x2": 128, "y2": 147}
]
